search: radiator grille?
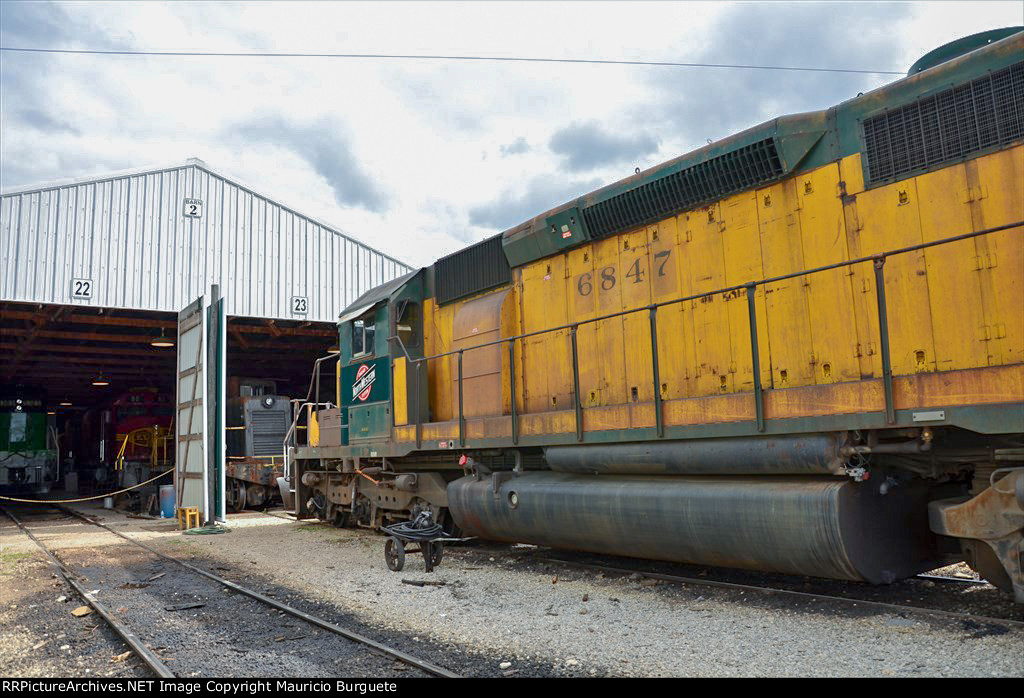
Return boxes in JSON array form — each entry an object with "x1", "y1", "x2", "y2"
[
  {"x1": 863, "y1": 61, "x2": 1024, "y2": 185},
  {"x1": 249, "y1": 410, "x2": 288, "y2": 456},
  {"x1": 435, "y1": 233, "x2": 512, "y2": 306},
  {"x1": 582, "y1": 138, "x2": 785, "y2": 240}
]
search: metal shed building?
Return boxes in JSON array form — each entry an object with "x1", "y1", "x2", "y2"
[
  {"x1": 1, "y1": 158, "x2": 412, "y2": 521},
  {"x1": 1, "y1": 158, "x2": 411, "y2": 321}
]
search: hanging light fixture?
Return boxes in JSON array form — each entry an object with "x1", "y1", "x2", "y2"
[
  {"x1": 150, "y1": 327, "x2": 175, "y2": 348},
  {"x1": 91, "y1": 372, "x2": 110, "y2": 387},
  {"x1": 59, "y1": 397, "x2": 73, "y2": 406}
]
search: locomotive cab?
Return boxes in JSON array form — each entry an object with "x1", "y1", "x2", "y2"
[{"x1": 334, "y1": 270, "x2": 426, "y2": 449}]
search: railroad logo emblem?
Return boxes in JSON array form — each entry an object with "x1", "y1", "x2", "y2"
[{"x1": 352, "y1": 363, "x2": 376, "y2": 402}]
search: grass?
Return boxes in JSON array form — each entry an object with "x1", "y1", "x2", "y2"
[{"x1": 0, "y1": 551, "x2": 33, "y2": 574}]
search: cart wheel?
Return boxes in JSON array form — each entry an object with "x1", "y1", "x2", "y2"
[
  {"x1": 428, "y1": 541, "x2": 444, "y2": 568},
  {"x1": 384, "y1": 537, "x2": 405, "y2": 572}
]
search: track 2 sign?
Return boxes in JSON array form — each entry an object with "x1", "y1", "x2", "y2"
[{"x1": 183, "y1": 198, "x2": 204, "y2": 218}]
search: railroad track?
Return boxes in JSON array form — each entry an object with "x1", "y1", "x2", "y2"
[
  {"x1": 2, "y1": 504, "x2": 458, "y2": 678},
  {"x1": 914, "y1": 573, "x2": 989, "y2": 586},
  {"x1": 536, "y1": 555, "x2": 1024, "y2": 631}
]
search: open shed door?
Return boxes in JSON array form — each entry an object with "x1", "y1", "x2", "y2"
[{"x1": 175, "y1": 286, "x2": 226, "y2": 524}]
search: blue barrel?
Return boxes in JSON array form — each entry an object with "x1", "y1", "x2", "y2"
[{"x1": 159, "y1": 485, "x2": 176, "y2": 519}]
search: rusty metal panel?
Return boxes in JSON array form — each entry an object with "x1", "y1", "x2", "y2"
[
  {"x1": 680, "y1": 202, "x2": 732, "y2": 397},
  {"x1": 590, "y1": 236, "x2": 626, "y2": 407},
  {"x1": 720, "y1": 190, "x2": 772, "y2": 394},
  {"x1": 451, "y1": 289, "x2": 513, "y2": 418},
  {"x1": 393, "y1": 358, "x2": 409, "y2": 426},
  {"x1": 757, "y1": 178, "x2": 815, "y2": 389},
  {"x1": 967, "y1": 147, "x2": 1024, "y2": 367},
  {"x1": 423, "y1": 297, "x2": 456, "y2": 423},
  {"x1": 0, "y1": 159, "x2": 412, "y2": 321},
  {"x1": 519, "y1": 256, "x2": 572, "y2": 413},
  {"x1": 844, "y1": 165, "x2": 938, "y2": 378},
  {"x1": 796, "y1": 162, "x2": 865, "y2": 383},
  {"x1": 914, "y1": 162, "x2": 988, "y2": 371}
]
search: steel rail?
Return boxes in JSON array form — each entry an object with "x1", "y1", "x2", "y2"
[
  {"x1": 915, "y1": 573, "x2": 990, "y2": 586},
  {"x1": 57, "y1": 505, "x2": 460, "y2": 678},
  {"x1": 1, "y1": 507, "x2": 176, "y2": 678},
  {"x1": 539, "y1": 555, "x2": 1024, "y2": 630}
]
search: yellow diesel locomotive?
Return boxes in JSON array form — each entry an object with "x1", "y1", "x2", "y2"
[{"x1": 290, "y1": 28, "x2": 1024, "y2": 601}]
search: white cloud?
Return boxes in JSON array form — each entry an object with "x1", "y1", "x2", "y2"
[{"x1": 2, "y1": 1, "x2": 1021, "y2": 267}]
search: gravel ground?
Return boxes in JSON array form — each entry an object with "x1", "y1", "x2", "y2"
[
  {"x1": 146, "y1": 509, "x2": 1024, "y2": 678},
  {"x1": 533, "y1": 549, "x2": 1024, "y2": 624},
  {"x1": 4, "y1": 503, "x2": 1023, "y2": 677},
  {"x1": 57, "y1": 542, "x2": 432, "y2": 678},
  {"x1": 0, "y1": 512, "x2": 147, "y2": 678},
  {"x1": 0, "y1": 505, "x2": 553, "y2": 678}
]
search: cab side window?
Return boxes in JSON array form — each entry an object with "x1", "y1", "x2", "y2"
[
  {"x1": 395, "y1": 299, "x2": 419, "y2": 348},
  {"x1": 353, "y1": 312, "x2": 376, "y2": 358}
]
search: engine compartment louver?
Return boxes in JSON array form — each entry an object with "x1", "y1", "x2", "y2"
[
  {"x1": 249, "y1": 410, "x2": 288, "y2": 456},
  {"x1": 862, "y1": 60, "x2": 1024, "y2": 185},
  {"x1": 435, "y1": 233, "x2": 512, "y2": 306},
  {"x1": 581, "y1": 138, "x2": 785, "y2": 240}
]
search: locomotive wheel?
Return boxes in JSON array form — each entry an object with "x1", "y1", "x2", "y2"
[
  {"x1": 384, "y1": 537, "x2": 405, "y2": 572},
  {"x1": 309, "y1": 492, "x2": 327, "y2": 519},
  {"x1": 227, "y1": 478, "x2": 247, "y2": 512},
  {"x1": 247, "y1": 484, "x2": 267, "y2": 509}
]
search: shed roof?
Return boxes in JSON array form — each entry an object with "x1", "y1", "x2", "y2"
[{"x1": 2, "y1": 157, "x2": 407, "y2": 268}]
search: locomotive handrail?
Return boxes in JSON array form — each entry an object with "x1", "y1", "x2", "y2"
[
  {"x1": 283, "y1": 354, "x2": 338, "y2": 480},
  {"x1": 390, "y1": 219, "x2": 1022, "y2": 444}
]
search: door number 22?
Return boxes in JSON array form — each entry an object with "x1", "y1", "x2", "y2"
[{"x1": 71, "y1": 278, "x2": 93, "y2": 299}]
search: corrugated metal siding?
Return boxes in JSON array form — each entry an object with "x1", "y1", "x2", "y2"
[{"x1": 0, "y1": 162, "x2": 412, "y2": 322}]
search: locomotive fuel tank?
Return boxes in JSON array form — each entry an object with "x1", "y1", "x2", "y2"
[{"x1": 448, "y1": 472, "x2": 952, "y2": 584}]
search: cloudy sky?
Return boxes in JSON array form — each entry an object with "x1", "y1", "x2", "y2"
[{"x1": 1, "y1": 1, "x2": 1021, "y2": 267}]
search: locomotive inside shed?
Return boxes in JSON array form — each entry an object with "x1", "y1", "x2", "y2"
[{"x1": 0, "y1": 301, "x2": 336, "y2": 513}]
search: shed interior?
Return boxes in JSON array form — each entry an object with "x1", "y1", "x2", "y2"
[{"x1": 1, "y1": 300, "x2": 337, "y2": 507}]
